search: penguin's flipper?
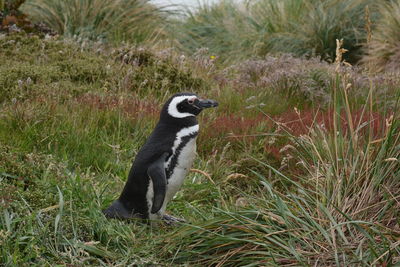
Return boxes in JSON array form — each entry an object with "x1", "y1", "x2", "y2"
[{"x1": 147, "y1": 152, "x2": 169, "y2": 214}]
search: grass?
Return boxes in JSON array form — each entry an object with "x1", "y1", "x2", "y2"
[
  {"x1": 19, "y1": 0, "x2": 169, "y2": 44},
  {"x1": 174, "y1": 0, "x2": 258, "y2": 64},
  {"x1": 175, "y1": 0, "x2": 379, "y2": 64},
  {"x1": 12, "y1": 0, "x2": 400, "y2": 67},
  {"x1": 159, "y1": 43, "x2": 400, "y2": 266},
  {"x1": 1, "y1": 30, "x2": 399, "y2": 266},
  {"x1": 362, "y1": 0, "x2": 400, "y2": 71},
  {"x1": 251, "y1": 0, "x2": 375, "y2": 63}
]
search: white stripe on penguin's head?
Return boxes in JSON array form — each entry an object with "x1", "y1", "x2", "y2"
[{"x1": 167, "y1": 95, "x2": 196, "y2": 118}]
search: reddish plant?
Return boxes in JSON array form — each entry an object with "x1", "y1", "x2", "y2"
[
  {"x1": 204, "y1": 113, "x2": 269, "y2": 138},
  {"x1": 275, "y1": 108, "x2": 387, "y2": 139},
  {"x1": 75, "y1": 93, "x2": 159, "y2": 120}
]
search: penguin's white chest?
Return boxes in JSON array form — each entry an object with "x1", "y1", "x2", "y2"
[
  {"x1": 147, "y1": 125, "x2": 199, "y2": 220},
  {"x1": 166, "y1": 137, "x2": 197, "y2": 202}
]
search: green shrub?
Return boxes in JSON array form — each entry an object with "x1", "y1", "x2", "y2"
[
  {"x1": 363, "y1": 0, "x2": 400, "y2": 71},
  {"x1": 20, "y1": 0, "x2": 168, "y2": 44},
  {"x1": 175, "y1": 0, "x2": 258, "y2": 63},
  {"x1": 114, "y1": 47, "x2": 210, "y2": 95},
  {"x1": 0, "y1": 34, "x2": 115, "y2": 102},
  {"x1": 177, "y1": 0, "x2": 378, "y2": 63},
  {"x1": 2, "y1": 0, "x2": 26, "y2": 12},
  {"x1": 251, "y1": 0, "x2": 376, "y2": 62}
]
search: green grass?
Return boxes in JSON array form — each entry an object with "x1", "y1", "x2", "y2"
[
  {"x1": 1, "y1": 32, "x2": 399, "y2": 266},
  {"x1": 175, "y1": 0, "x2": 380, "y2": 64},
  {"x1": 363, "y1": 0, "x2": 400, "y2": 71},
  {"x1": 251, "y1": 0, "x2": 376, "y2": 63},
  {"x1": 12, "y1": 0, "x2": 400, "y2": 68},
  {"x1": 173, "y1": 0, "x2": 258, "y2": 64},
  {"x1": 20, "y1": 0, "x2": 169, "y2": 44}
]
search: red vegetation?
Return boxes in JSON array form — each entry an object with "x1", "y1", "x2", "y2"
[
  {"x1": 202, "y1": 108, "x2": 390, "y2": 163},
  {"x1": 205, "y1": 108, "x2": 386, "y2": 140},
  {"x1": 204, "y1": 113, "x2": 269, "y2": 138},
  {"x1": 75, "y1": 94, "x2": 159, "y2": 120},
  {"x1": 275, "y1": 108, "x2": 387, "y2": 138}
]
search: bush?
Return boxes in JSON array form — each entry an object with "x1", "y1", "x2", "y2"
[
  {"x1": 0, "y1": 33, "x2": 115, "y2": 102},
  {"x1": 113, "y1": 46, "x2": 211, "y2": 96},
  {"x1": 251, "y1": 0, "x2": 376, "y2": 63},
  {"x1": 363, "y1": 0, "x2": 400, "y2": 71},
  {"x1": 1, "y1": 0, "x2": 26, "y2": 12},
  {"x1": 176, "y1": 0, "x2": 377, "y2": 63},
  {"x1": 175, "y1": 0, "x2": 257, "y2": 63},
  {"x1": 20, "y1": 0, "x2": 168, "y2": 44}
]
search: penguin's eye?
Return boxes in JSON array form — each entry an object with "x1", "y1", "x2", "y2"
[{"x1": 188, "y1": 98, "x2": 195, "y2": 105}]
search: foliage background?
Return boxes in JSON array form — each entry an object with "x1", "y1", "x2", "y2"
[{"x1": 1, "y1": 0, "x2": 399, "y2": 266}]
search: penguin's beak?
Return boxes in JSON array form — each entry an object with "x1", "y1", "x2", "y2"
[{"x1": 195, "y1": 99, "x2": 218, "y2": 109}]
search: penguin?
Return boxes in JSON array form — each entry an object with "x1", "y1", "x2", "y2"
[{"x1": 103, "y1": 92, "x2": 218, "y2": 223}]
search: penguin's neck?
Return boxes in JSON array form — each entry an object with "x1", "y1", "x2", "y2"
[{"x1": 159, "y1": 114, "x2": 198, "y2": 129}]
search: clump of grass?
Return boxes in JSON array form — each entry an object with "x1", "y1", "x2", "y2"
[
  {"x1": 176, "y1": 0, "x2": 377, "y2": 63},
  {"x1": 159, "y1": 41, "x2": 400, "y2": 266},
  {"x1": 20, "y1": 0, "x2": 168, "y2": 44},
  {"x1": 363, "y1": 0, "x2": 400, "y2": 72},
  {"x1": 174, "y1": 0, "x2": 258, "y2": 63},
  {"x1": 250, "y1": 0, "x2": 375, "y2": 63}
]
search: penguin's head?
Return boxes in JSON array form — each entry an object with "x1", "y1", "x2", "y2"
[{"x1": 162, "y1": 92, "x2": 218, "y2": 119}]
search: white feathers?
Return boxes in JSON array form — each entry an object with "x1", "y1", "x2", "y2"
[
  {"x1": 167, "y1": 95, "x2": 196, "y2": 118},
  {"x1": 165, "y1": 124, "x2": 199, "y2": 169},
  {"x1": 145, "y1": 180, "x2": 156, "y2": 218},
  {"x1": 165, "y1": 138, "x2": 196, "y2": 202},
  {"x1": 164, "y1": 125, "x2": 198, "y2": 207},
  {"x1": 147, "y1": 124, "x2": 199, "y2": 218}
]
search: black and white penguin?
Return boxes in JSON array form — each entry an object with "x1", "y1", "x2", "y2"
[{"x1": 103, "y1": 92, "x2": 218, "y2": 222}]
